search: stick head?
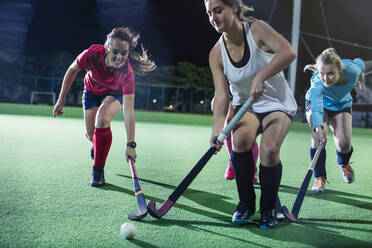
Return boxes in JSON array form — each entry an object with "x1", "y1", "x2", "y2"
[
  {"x1": 281, "y1": 205, "x2": 297, "y2": 222},
  {"x1": 127, "y1": 211, "x2": 148, "y2": 220},
  {"x1": 147, "y1": 200, "x2": 161, "y2": 218}
]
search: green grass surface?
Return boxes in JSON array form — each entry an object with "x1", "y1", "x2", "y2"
[{"x1": 1, "y1": 103, "x2": 372, "y2": 248}]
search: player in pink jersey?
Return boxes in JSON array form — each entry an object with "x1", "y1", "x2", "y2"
[{"x1": 53, "y1": 27, "x2": 155, "y2": 187}]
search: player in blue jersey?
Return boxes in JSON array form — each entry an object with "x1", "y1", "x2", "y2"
[{"x1": 304, "y1": 48, "x2": 366, "y2": 192}]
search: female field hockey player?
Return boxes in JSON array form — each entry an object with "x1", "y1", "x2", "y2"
[
  {"x1": 205, "y1": 0, "x2": 297, "y2": 229},
  {"x1": 53, "y1": 27, "x2": 155, "y2": 187},
  {"x1": 304, "y1": 48, "x2": 366, "y2": 193}
]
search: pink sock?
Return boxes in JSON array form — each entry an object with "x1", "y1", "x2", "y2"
[
  {"x1": 224, "y1": 135, "x2": 233, "y2": 167},
  {"x1": 252, "y1": 141, "x2": 259, "y2": 166},
  {"x1": 93, "y1": 127, "x2": 112, "y2": 168}
]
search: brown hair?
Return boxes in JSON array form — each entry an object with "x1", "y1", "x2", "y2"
[
  {"x1": 205, "y1": 0, "x2": 256, "y2": 22},
  {"x1": 105, "y1": 27, "x2": 156, "y2": 75},
  {"x1": 304, "y1": 48, "x2": 342, "y2": 73}
]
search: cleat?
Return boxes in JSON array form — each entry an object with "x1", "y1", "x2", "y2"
[
  {"x1": 311, "y1": 177, "x2": 329, "y2": 193},
  {"x1": 340, "y1": 163, "x2": 355, "y2": 183},
  {"x1": 225, "y1": 162, "x2": 235, "y2": 180},
  {"x1": 91, "y1": 166, "x2": 105, "y2": 187},
  {"x1": 90, "y1": 146, "x2": 94, "y2": 160},
  {"x1": 276, "y1": 212, "x2": 285, "y2": 220},
  {"x1": 259, "y1": 209, "x2": 278, "y2": 229},
  {"x1": 232, "y1": 202, "x2": 254, "y2": 223}
]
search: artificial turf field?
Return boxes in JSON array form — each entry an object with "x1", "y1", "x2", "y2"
[{"x1": 1, "y1": 103, "x2": 372, "y2": 248}]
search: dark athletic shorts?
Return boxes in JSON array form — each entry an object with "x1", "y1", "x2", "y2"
[
  {"x1": 82, "y1": 88, "x2": 123, "y2": 110},
  {"x1": 234, "y1": 106, "x2": 292, "y2": 134},
  {"x1": 305, "y1": 99, "x2": 352, "y2": 126}
]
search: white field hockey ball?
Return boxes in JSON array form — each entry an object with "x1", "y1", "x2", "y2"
[{"x1": 120, "y1": 222, "x2": 137, "y2": 239}]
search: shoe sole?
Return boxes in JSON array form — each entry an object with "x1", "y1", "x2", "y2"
[
  {"x1": 311, "y1": 188, "x2": 325, "y2": 193},
  {"x1": 91, "y1": 183, "x2": 104, "y2": 187},
  {"x1": 343, "y1": 176, "x2": 355, "y2": 183},
  {"x1": 232, "y1": 218, "x2": 250, "y2": 224},
  {"x1": 259, "y1": 224, "x2": 277, "y2": 229},
  {"x1": 91, "y1": 180, "x2": 105, "y2": 187}
]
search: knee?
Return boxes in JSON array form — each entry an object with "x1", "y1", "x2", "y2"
[
  {"x1": 95, "y1": 113, "x2": 111, "y2": 128},
  {"x1": 337, "y1": 139, "x2": 351, "y2": 153},
  {"x1": 233, "y1": 137, "x2": 254, "y2": 152},
  {"x1": 260, "y1": 143, "x2": 280, "y2": 163}
]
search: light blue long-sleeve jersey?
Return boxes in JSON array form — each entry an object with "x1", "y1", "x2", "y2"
[{"x1": 305, "y1": 58, "x2": 365, "y2": 128}]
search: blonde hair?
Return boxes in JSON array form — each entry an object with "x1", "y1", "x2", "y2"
[
  {"x1": 105, "y1": 27, "x2": 156, "y2": 76},
  {"x1": 206, "y1": 0, "x2": 256, "y2": 22},
  {"x1": 304, "y1": 48, "x2": 342, "y2": 73}
]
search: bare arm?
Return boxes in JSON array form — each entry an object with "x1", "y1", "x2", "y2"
[
  {"x1": 53, "y1": 61, "x2": 81, "y2": 116},
  {"x1": 358, "y1": 60, "x2": 372, "y2": 90},
  {"x1": 123, "y1": 94, "x2": 136, "y2": 161},
  {"x1": 209, "y1": 43, "x2": 230, "y2": 150},
  {"x1": 250, "y1": 20, "x2": 296, "y2": 101}
]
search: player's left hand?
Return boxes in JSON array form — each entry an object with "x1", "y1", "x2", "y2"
[
  {"x1": 126, "y1": 147, "x2": 137, "y2": 162},
  {"x1": 358, "y1": 72, "x2": 365, "y2": 90},
  {"x1": 250, "y1": 76, "x2": 265, "y2": 102}
]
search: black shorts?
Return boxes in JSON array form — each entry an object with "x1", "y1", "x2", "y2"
[
  {"x1": 234, "y1": 106, "x2": 292, "y2": 134},
  {"x1": 305, "y1": 99, "x2": 352, "y2": 125},
  {"x1": 255, "y1": 110, "x2": 292, "y2": 123},
  {"x1": 82, "y1": 88, "x2": 123, "y2": 110}
]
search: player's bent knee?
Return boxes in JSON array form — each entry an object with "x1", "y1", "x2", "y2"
[
  {"x1": 260, "y1": 144, "x2": 280, "y2": 163},
  {"x1": 233, "y1": 138, "x2": 255, "y2": 153},
  {"x1": 95, "y1": 116, "x2": 112, "y2": 128},
  {"x1": 338, "y1": 141, "x2": 352, "y2": 153}
]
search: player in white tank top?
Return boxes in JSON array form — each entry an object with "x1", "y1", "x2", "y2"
[{"x1": 205, "y1": 0, "x2": 297, "y2": 229}]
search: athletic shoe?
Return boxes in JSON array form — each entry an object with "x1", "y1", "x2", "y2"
[
  {"x1": 311, "y1": 177, "x2": 329, "y2": 193},
  {"x1": 276, "y1": 212, "x2": 285, "y2": 221},
  {"x1": 259, "y1": 209, "x2": 278, "y2": 229},
  {"x1": 232, "y1": 202, "x2": 254, "y2": 223},
  {"x1": 340, "y1": 163, "x2": 355, "y2": 183},
  {"x1": 225, "y1": 162, "x2": 235, "y2": 180},
  {"x1": 91, "y1": 166, "x2": 105, "y2": 187},
  {"x1": 90, "y1": 146, "x2": 94, "y2": 160}
]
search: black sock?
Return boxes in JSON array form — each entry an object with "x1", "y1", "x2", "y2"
[
  {"x1": 231, "y1": 150, "x2": 256, "y2": 212},
  {"x1": 259, "y1": 162, "x2": 282, "y2": 211},
  {"x1": 336, "y1": 146, "x2": 353, "y2": 166},
  {"x1": 311, "y1": 148, "x2": 327, "y2": 178}
]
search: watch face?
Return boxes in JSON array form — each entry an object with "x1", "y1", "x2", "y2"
[{"x1": 127, "y1": 142, "x2": 136, "y2": 148}]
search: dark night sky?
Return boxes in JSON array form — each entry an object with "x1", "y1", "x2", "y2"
[
  {"x1": 0, "y1": 0, "x2": 371, "y2": 104},
  {"x1": 3, "y1": 0, "x2": 372, "y2": 67},
  {"x1": 18, "y1": 0, "x2": 292, "y2": 66}
]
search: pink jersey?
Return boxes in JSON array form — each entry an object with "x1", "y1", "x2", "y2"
[{"x1": 76, "y1": 44, "x2": 135, "y2": 96}]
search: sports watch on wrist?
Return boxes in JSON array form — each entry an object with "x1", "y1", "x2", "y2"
[{"x1": 127, "y1": 141, "x2": 136, "y2": 149}]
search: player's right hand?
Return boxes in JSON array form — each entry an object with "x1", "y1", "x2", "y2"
[
  {"x1": 210, "y1": 134, "x2": 223, "y2": 152},
  {"x1": 53, "y1": 99, "x2": 65, "y2": 117},
  {"x1": 314, "y1": 126, "x2": 327, "y2": 146}
]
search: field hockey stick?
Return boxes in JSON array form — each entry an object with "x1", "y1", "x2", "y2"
[
  {"x1": 126, "y1": 158, "x2": 148, "y2": 220},
  {"x1": 282, "y1": 141, "x2": 325, "y2": 222},
  {"x1": 147, "y1": 98, "x2": 253, "y2": 218}
]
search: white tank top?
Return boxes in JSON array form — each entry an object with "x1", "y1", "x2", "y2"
[{"x1": 219, "y1": 22, "x2": 297, "y2": 116}]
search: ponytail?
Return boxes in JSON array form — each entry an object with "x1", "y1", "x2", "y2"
[{"x1": 303, "y1": 48, "x2": 342, "y2": 73}]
